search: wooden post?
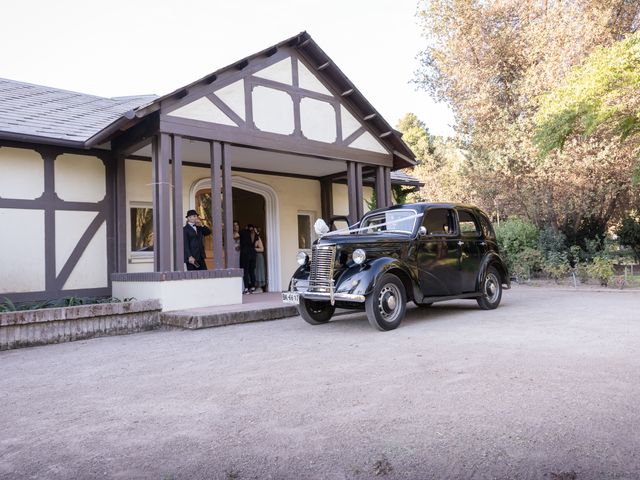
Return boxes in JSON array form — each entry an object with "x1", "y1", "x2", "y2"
[
  {"x1": 355, "y1": 163, "x2": 363, "y2": 220},
  {"x1": 152, "y1": 134, "x2": 171, "y2": 272},
  {"x1": 347, "y1": 161, "x2": 357, "y2": 225},
  {"x1": 384, "y1": 167, "x2": 393, "y2": 206},
  {"x1": 172, "y1": 135, "x2": 184, "y2": 271},
  {"x1": 375, "y1": 165, "x2": 386, "y2": 209},
  {"x1": 115, "y1": 154, "x2": 127, "y2": 272},
  {"x1": 222, "y1": 143, "x2": 234, "y2": 269},
  {"x1": 210, "y1": 141, "x2": 224, "y2": 269}
]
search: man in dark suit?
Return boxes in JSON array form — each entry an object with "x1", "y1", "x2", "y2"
[{"x1": 183, "y1": 209, "x2": 211, "y2": 270}]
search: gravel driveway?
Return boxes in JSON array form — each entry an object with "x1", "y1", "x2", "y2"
[{"x1": 1, "y1": 286, "x2": 639, "y2": 480}]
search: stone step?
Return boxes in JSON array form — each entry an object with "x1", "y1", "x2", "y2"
[{"x1": 160, "y1": 295, "x2": 298, "y2": 329}]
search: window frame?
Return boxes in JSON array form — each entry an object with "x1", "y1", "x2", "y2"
[
  {"x1": 457, "y1": 209, "x2": 482, "y2": 238},
  {"x1": 129, "y1": 202, "x2": 154, "y2": 263},
  {"x1": 297, "y1": 210, "x2": 316, "y2": 252},
  {"x1": 422, "y1": 208, "x2": 458, "y2": 238}
]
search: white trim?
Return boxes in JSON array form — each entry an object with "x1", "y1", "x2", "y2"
[{"x1": 189, "y1": 176, "x2": 282, "y2": 292}]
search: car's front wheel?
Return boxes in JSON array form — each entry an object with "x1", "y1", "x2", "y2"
[
  {"x1": 365, "y1": 273, "x2": 407, "y2": 331},
  {"x1": 477, "y1": 266, "x2": 502, "y2": 310},
  {"x1": 299, "y1": 298, "x2": 335, "y2": 325}
]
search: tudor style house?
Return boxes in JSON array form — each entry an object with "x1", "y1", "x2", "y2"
[{"x1": 0, "y1": 32, "x2": 419, "y2": 310}]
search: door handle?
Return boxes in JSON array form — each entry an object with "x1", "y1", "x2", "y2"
[
  {"x1": 480, "y1": 242, "x2": 486, "y2": 246},
  {"x1": 457, "y1": 241, "x2": 464, "y2": 246}
]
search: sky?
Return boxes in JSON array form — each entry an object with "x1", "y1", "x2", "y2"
[{"x1": 1, "y1": 0, "x2": 455, "y2": 137}]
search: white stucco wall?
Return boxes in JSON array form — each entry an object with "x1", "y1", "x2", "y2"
[
  {"x1": 0, "y1": 147, "x2": 44, "y2": 200},
  {"x1": 55, "y1": 154, "x2": 106, "y2": 202},
  {"x1": 0, "y1": 149, "x2": 108, "y2": 296},
  {"x1": 0, "y1": 208, "x2": 45, "y2": 293}
]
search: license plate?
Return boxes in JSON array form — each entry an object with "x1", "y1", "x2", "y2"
[{"x1": 282, "y1": 291, "x2": 300, "y2": 304}]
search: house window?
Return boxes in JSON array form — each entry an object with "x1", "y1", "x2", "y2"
[
  {"x1": 297, "y1": 213, "x2": 313, "y2": 250},
  {"x1": 130, "y1": 206, "x2": 153, "y2": 252}
]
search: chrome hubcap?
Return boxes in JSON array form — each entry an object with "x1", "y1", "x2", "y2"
[
  {"x1": 378, "y1": 283, "x2": 401, "y2": 322},
  {"x1": 484, "y1": 273, "x2": 500, "y2": 303}
]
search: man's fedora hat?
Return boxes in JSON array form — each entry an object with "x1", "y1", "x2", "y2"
[{"x1": 185, "y1": 209, "x2": 198, "y2": 218}]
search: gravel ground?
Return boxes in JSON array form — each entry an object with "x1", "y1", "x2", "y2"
[{"x1": 1, "y1": 286, "x2": 639, "y2": 480}]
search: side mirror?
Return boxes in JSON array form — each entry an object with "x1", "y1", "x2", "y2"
[{"x1": 418, "y1": 226, "x2": 427, "y2": 237}]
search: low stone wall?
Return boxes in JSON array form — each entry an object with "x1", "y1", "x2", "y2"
[{"x1": 0, "y1": 299, "x2": 161, "y2": 351}]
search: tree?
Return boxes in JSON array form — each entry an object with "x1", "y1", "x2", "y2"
[
  {"x1": 534, "y1": 31, "x2": 640, "y2": 179},
  {"x1": 414, "y1": 0, "x2": 640, "y2": 236},
  {"x1": 616, "y1": 213, "x2": 640, "y2": 263}
]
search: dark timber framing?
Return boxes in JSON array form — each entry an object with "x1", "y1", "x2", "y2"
[{"x1": 0, "y1": 142, "x2": 114, "y2": 302}]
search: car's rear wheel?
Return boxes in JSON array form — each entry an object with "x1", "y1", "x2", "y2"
[
  {"x1": 299, "y1": 298, "x2": 335, "y2": 325},
  {"x1": 365, "y1": 273, "x2": 407, "y2": 331},
  {"x1": 477, "y1": 266, "x2": 502, "y2": 310}
]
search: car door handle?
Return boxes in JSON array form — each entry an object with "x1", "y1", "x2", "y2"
[{"x1": 457, "y1": 241, "x2": 464, "y2": 246}]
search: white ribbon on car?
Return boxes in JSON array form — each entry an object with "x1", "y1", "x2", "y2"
[{"x1": 318, "y1": 212, "x2": 424, "y2": 237}]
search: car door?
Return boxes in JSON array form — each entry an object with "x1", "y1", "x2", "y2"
[
  {"x1": 457, "y1": 209, "x2": 486, "y2": 293},
  {"x1": 416, "y1": 208, "x2": 462, "y2": 296}
]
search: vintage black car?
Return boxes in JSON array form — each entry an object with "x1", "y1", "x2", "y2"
[{"x1": 282, "y1": 203, "x2": 510, "y2": 331}]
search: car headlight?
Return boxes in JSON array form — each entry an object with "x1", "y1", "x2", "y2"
[
  {"x1": 352, "y1": 249, "x2": 366, "y2": 265},
  {"x1": 296, "y1": 251, "x2": 308, "y2": 266}
]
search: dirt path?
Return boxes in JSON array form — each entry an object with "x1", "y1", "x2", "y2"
[{"x1": 1, "y1": 286, "x2": 639, "y2": 479}]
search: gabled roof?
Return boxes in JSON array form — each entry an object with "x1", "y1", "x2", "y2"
[
  {"x1": 0, "y1": 77, "x2": 154, "y2": 146},
  {"x1": 0, "y1": 32, "x2": 416, "y2": 168}
]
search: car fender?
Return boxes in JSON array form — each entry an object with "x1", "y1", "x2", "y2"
[
  {"x1": 476, "y1": 253, "x2": 510, "y2": 291},
  {"x1": 335, "y1": 257, "x2": 416, "y2": 298}
]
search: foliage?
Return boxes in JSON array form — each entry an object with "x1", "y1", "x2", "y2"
[
  {"x1": 575, "y1": 263, "x2": 590, "y2": 284},
  {"x1": 543, "y1": 252, "x2": 571, "y2": 282},
  {"x1": 538, "y1": 226, "x2": 568, "y2": 261},
  {"x1": 0, "y1": 296, "x2": 127, "y2": 313},
  {"x1": 616, "y1": 213, "x2": 640, "y2": 262},
  {"x1": 510, "y1": 247, "x2": 544, "y2": 282},
  {"x1": 587, "y1": 256, "x2": 616, "y2": 286},
  {"x1": 414, "y1": 0, "x2": 640, "y2": 237},
  {"x1": 535, "y1": 32, "x2": 640, "y2": 156},
  {"x1": 495, "y1": 217, "x2": 539, "y2": 258}
]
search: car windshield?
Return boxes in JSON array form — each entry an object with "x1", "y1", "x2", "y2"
[{"x1": 360, "y1": 210, "x2": 417, "y2": 234}]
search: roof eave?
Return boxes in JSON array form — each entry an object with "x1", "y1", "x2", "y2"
[{"x1": 0, "y1": 131, "x2": 86, "y2": 149}]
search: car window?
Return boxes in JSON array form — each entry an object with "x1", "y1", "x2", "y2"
[
  {"x1": 360, "y1": 210, "x2": 417, "y2": 234},
  {"x1": 423, "y1": 208, "x2": 456, "y2": 236},
  {"x1": 458, "y1": 210, "x2": 481, "y2": 237},
  {"x1": 477, "y1": 212, "x2": 496, "y2": 240}
]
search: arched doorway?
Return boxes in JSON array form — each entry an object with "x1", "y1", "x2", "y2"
[{"x1": 189, "y1": 176, "x2": 281, "y2": 291}]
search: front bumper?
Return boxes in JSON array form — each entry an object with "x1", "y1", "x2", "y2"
[{"x1": 300, "y1": 291, "x2": 366, "y2": 303}]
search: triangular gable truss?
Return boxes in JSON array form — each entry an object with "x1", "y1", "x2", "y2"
[{"x1": 158, "y1": 42, "x2": 394, "y2": 165}]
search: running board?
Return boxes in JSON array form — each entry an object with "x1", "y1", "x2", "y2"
[{"x1": 418, "y1": 292, "x2": 481, "y2": 304}]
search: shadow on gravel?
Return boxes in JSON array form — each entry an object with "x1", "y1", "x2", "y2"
[{"x1": 324, "y1": 300, "x2": 493, "y2": 331}]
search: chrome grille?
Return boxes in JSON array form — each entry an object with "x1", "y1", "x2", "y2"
[{"x1": 309, "y1": 244, "x2": 336, "y2": 293}]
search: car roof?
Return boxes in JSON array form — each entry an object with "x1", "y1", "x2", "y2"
[{"x1": 364, "y1": 202, "x2": 483, "y2": 217}]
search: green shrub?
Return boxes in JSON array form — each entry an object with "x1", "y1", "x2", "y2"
[
  {"x1": 539, "y1": 225, "x2": 568, "y2": 260},
  {"x1": 575, "y1": 263, "x2": 590, "y2": 283},
  {"x1": 511, "y1": 247, "x2": 544, "y2": 281},
  {"x1": 615, "y1": 214, "x2": 640, "y2": 263},
  {"x1": 543, "y1": 252, "x2": 571, "y2": 282},
  {"x1": 587, "y1": 256, "x2": 616, "y2": 286},
  {"x1": 495, "y1": 218, "x2": 539, "y2": 270}
]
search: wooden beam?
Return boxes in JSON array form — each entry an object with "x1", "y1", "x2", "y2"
[
  {"x1": 172, "y1": 135, "x2": 184, "y2": 271},
  {"x1": 355, "y1": 163, "x2": 364, "y2": 220},
  {"x1": 320, "y1": 179, "x2": 333, "y2": 221},
  {"x1": 115, "y1": 154, "x2": 127, "y2": 272},
  {"x1": 375, "y1": 165, "x2": 386, "y2": 209},
  {"x1": 152, "y1": 134, "x2": 172, "y2": 271},
  {"x1": 364, "y1": 113, "x2": 377, "y2": 121},
  {"x1": 341, "y1": 88, "x2": 354, "y2": 97},
  {"x1": 222, "y1": 143, "x2": 234, "y2": 269},
  {"x1": 210, "y1": 141, "x2": 224, "y2": 269},
  {"x1": 347, "y1": 161, "x2": 358, "y2": 225},
  {"x1": 317, "y1": 61, "x2": 331, "y2": 70},
  {"x1": 379, "y1": 131, "x2": 393, "y2": 138}
]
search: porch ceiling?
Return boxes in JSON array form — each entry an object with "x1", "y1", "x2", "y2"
[{"x1": 133, "y1": 140, "x2": 347, "y2": 177}]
